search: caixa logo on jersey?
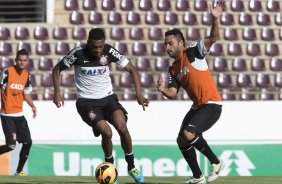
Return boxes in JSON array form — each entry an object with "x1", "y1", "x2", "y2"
[
  {"x1": 81, "y1": 68, "x2": 107, "y2": 76},
  {"x1": 10, "y1": 83, "x2": 24, "y2": 90}
]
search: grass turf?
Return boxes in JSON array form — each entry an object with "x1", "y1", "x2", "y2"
[{"x1": 0, "y1": 176, "x2": 282, "y2": 184}]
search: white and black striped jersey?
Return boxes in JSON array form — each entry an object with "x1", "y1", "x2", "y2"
[{"x1": 59, "y1": 44, "x2": 129, "y2": 99}]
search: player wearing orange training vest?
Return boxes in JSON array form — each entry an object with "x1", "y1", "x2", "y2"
[
  {"x1": 0, "y1": 49, "x2": 37, "y2": 176},
  {"x1": 157, "y1": 1, "x2": 226, "y2": 183}
]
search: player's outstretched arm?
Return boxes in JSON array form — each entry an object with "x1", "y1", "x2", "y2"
[
  {"x1": 204, "y1": 0, "x2": 226, "y2": 50},
  {"x1": 52, "y1": 63, "x2": 64, "y2": 108},
  {"x1": 123, "y1": 62, "x2": 149, "y2": 111}
]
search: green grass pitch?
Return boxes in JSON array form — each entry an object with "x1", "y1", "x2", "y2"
[{"x1": 0, "y1": 176, "x2": 282, "y2": 184}]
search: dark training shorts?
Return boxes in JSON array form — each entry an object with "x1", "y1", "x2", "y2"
[
  {"x1": 179, "y1": 104, "x2": 222, "y2": 136},
  {"x1": 76, "y1": 94, "x2": 128, "y2": 127},
  {"x1": 1, "y1": 116, "x2": 32, "y2": 145}
]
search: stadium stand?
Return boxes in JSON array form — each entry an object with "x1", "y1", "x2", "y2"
[{"x1": 1, "y1": 0, "x2": 282, "y2": 100}]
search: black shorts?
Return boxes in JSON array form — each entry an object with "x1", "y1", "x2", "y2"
[
  {"x1": 179, "y1": 104, "x2": 222, "y2": 136},
  {"x1": 76, "y1": 94, "x2": 127, "y2": 127},
  {"x1": 1, "y1": 116, "x2": 32, "y2": 145}
]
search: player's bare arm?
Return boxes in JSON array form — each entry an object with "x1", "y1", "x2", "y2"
[
  {"x1": 204, "y1": 0, "x2": 226, "y2": 50},
  {"x1": 123, "y1": 62, "x2": 149, "y2": 111},
  {"x1": 24, "y1": 94, "x2": 37, "y2": 118},
  {"x1": 157, "y1": 77, "x2": 177, "y2": 99},
  {"x1": 52, "y1": 63, "x2": 64, "y2": 108}
]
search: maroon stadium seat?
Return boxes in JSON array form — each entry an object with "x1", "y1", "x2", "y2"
[
  {"x1": 246, "y1": 43, "x2": 261, "y2": 56},
  {"x1": 194, "y1": 0, "x2": 208, "y2": 11},
  {"x1": 63, "y1": 89, "x2": 77, "y2": 100},
  {"x1": 55, "y1": 41, "x2": 70, "y2": 55},
  {"x1": 41, "y1": 73, "x2": 53, "y2": 87},
  {"x1": 36, "y1": 41, "x2": 51, "y2": 55},
  {"x1": 145, "y1": 11, "x2": 160, "y2": 25},
  {"x1": 257, "y1": 13, "x2": 271, "y2": 26},
  {"x1": 231, "y1": 0, "x2": 244, "y2": 12},
  {"x1": 0, "y1": 42, "x2": 12, "y2": 56},
  {"x1": 221, "y1": 89, "x2": 236, "y2": 101},
  {"x1": 157, "y1": 0, "x2": 171, "y2": 11},
  {"x1": 201, "y1": 12, "x2": 213, "y2": 25},
  {"x1": 34, "y1": 26, "x2": 49, "y2": 40},
  {"x1": 114, "y1": 42, "x2": 128, "y2": 55},
  {"x1": 217, "y1": 73, "x2": 233, "y2": 88},
  {"x1": 183, "y1": 12, "x2": 197, "y2": 25},
  {"x1": 119, "y1": 72, "x2": 133, "y2": 88},
  {"x1": 132, "y1": 42, "x2": 147, "y2": 56},
  {"x1": 248, "y1": 0, "x2": 262, "y2": 11},
  {"x1": 70, "y1": 11, "x2": 84, "y2": 24},
  {"x1": 15, "y1": 26, "x2": 29, "y2": 40},
  {"x1": 0, "y1": 27, "x2": 11, "y2": 40},
  {"x1": 151, "y1": 42, "x2": 166, "y2": 56},
  {"x1": 186, "y1": 27, "x2": 201, "y2": 40},
  {"x1": 210, "y1": 43, "x2": 223, "y2": 56},
  {"x1": 265, "y1": 43, "x2": 279, "y2": 56},
  {"x1": 53, "y1": 27, "x2": 68, "y2": 40},
  {"x1": 65, "y1": 0, "x2": 79, "y2": 10},
  {"x1": 120, "y1": 0, "x2": 134, "y2": 11},
  {"x1": 148, "y1": 27, "x2": 163, "y2": 40},
  {"x1": 72, "y1": 26, "x2": 87, "y2": 40},
  {"x1": 17, "y1": 41, "x2": 32, "y2": 54},
  {"x1": 108, "y1": 11, "x2": 122, "y2": 25},
  {"x1": 256, "y1": 73, "x2": 271, "y2": 88},
  {"x1": 129, "y1": 27, "x2": 144, "y2": 40},
  {"x1": 139, "y1": 0, "x2": 152, "y2": 11},
  {"x1": 237, "y1": 73, "x2": 252, "y2": 88},
  {"x1": 213, "y1": 57, "x2": 228, "y2": 72},
  {"x1": 275, "y1": 13, "x2": 282, "y2": 26},
  {"x1": 232, "y1": 58, "x2": 247, "y2": 71},
  {"x1": 251, "y1": 57, "x2": 265, "y2": 71},
  {"x1": 220, "y1": 12, "x2": 234, "y2": 25},
  {"x1": 176, "y1": 0, "x2": 189, "y2": 11},
  {"x1": 61, "y1": 73, "x2": 75, "y2": 87},
  {"x1": 164, "y1": 12, "x2": 178, "y2": 25},
  {"x1": 102, "y1": 0, "x2": 115, "y2": 11},
  {"x1": 259, "y1": 89, "x2": 275, "y2": 100},
  {"x1": 88, "y1": 11, "x2": 103, "y2": 24},
  {"x1": 240, "y1": 89, "x2": 256, "y2": 101},
  {"x1": 224, "y1": 28, "x2": 238, "y2": 41},
  {"x1": 83, "y1": 0, "x2": 97, "y2": 10},
  {"x1": 136, "y1": 57, "x2": 151, "y2": 71},
  {"x1": 270, "y1": 58, "x2": 282, "y2": 71},
  {"x1": 155, "y1": 57, "x2": 170, "y2": 71},
  {"x1": 239, "y1": 12, "x2": 253, "y2": 25},
  {"x1": 275, "y1": 73, "x2": 282, "y2": 88},
  {"x1": 121, "y1": 88, "x2": 136, "y2": 101},
  {"x1": 140, "y1": 72, "x2": 154, "y2": 87},
  {"x1": 261, "y1": 27, "x2": 275, "y2": 41},
  {"x1": 110, "y1": 27, "x2": 125, "y2": 40},
  {"x1": 0, "y1": 56, "x2": 13, "y2": 69},
  {"x1": 126, "y1": 11, "x2": 141, "y2": 25},
  {"x1": 38, "y1": 57, "x2": 53, "y2": 71},
  {"x1": 242, "y1": 27, "x2": 257, "y2": 41},
  {"x1": 267, "y1": 0, "x2": 280, "y2": 12}
]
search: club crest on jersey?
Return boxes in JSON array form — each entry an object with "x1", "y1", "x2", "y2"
[{"x1": 99, "y1": 55, "x2": 109, "y2": 65}]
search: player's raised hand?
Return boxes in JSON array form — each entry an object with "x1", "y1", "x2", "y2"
[
  {"x1": 53, "y1": 93, "x2": 64, "y2": 108},
  {"x1": 210, "y1": 0, "x2": 226, "y2": 19}
]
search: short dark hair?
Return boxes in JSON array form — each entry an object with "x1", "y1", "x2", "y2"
[
  {"x1": 16, "y1": 49, "x2": 29, "y2": 59},
  {"x1": 165, "y1": 28, "x2": 185, "y2": 46},
  {"x1": 88, "y1": 28, "x2": 105, "y2": 40}
]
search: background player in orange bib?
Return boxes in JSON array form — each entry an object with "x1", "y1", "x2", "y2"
[
  {"x1": 0, "y1": 49, "x2": 37, "y2": 176},
  {"x1": 157, "y1": 1, "x2": 226, "y2": 183}
]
